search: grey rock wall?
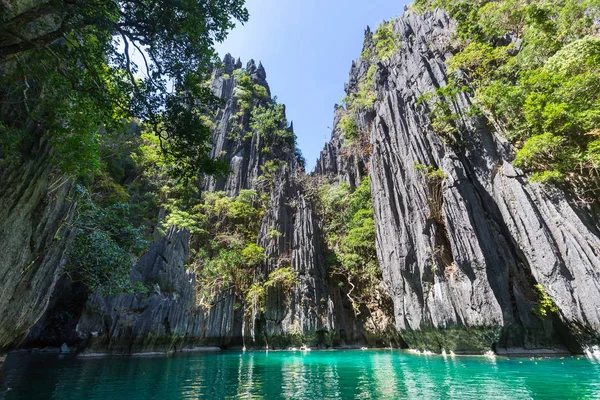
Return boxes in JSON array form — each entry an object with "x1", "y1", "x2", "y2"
[
  {"x1": 314, "y1": 106, "x2": 364, "y2": 189},
  {"x1": 10, "y1": 8, "x2": 597, "y2": 357},
  {"x1": 71, "y1": 55, "x2": 373, "y2": 353},
  {"x1": 249, "y1": 165, "x2": 332, "y2": 347},
  {"x1": 358, "y1": 9, "x2": 600, "y2": 353},
  {"x1": 0, "y1": 140, "x2": 74, "y2": 353},
  {"x1": 249, "y1": 163, "x2": 391, "y2": 348},
  {"x1": 75, "y1": 226, "x2": 244, "y2": 353},
  {"x1": 202, "y1": 54, "x2": 292, "y2": 196}
]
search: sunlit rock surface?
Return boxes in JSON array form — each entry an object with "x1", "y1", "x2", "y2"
[{"x1": 358, "y1": 9, "x2": 600, "y2": 353}]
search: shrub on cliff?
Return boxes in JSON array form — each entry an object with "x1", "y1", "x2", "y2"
[
  {"x1": 161, "y1": 189, "x2": 268, "y2": 306},
  {"x1": 319, "y1": 178, "x2": 380, "y2": 315},
  {"x1": 415, "y1": 0, "x2": 600, "y2": 198}
]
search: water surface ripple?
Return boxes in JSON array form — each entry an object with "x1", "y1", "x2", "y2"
[{"x1": 1, "y1": 350, "x2": 599, "y2": 399}]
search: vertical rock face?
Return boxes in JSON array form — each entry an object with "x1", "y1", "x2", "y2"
[
  {"x1": 350, "y1": 9, "x2": 600, "y2": 353},
  {"x1": 76, "y1": 227, "x2": 193, "y2": 353},
  {"x1": 203, "y1": 54, "x2": 292, "y2": 196},
  {"x1": 72, "y1": 55, "x2": 376, "y2": 353},
  {"x1": 250, "y1": 162, "x2": 390, "y2": 348},
  {"x1": 201, "y1": 54, "x2": 379, "y2": 347},
  {"x1": 312, "y1": 32, "x2": 401, "y2": 349},
  {"x1": 203, "y1": 55, "x2": 335, "y2": 346},
  {"x1": 73, "y1": 55, "x2": 284, "y2": 352},
  {"x1": 0, "y1": 140, "x2": 74, "y2": 353},
  {"x1": 314, "y1": 106, "x2": 365, "y2": 189},
  {"x1": 250, "y1": 165, "x2": 332, "y2": 346},
  {"x1": 9, "y1": 9, "x2": 599, "y2": 356},
  {"x1": 75, "y1": 226, "x2": 244, "y2": 353}
]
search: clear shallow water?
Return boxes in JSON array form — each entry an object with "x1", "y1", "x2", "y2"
[{"x1": 1, "y1": 350, "x2": 600, "y2": 399}]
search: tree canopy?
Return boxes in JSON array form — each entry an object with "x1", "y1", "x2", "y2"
[
  {"x1": 0, "y1": 0, "x2": 248, "y2": 178},
  {"x1": 414, "y1": 0, "x2": 600, "y2": 198}
]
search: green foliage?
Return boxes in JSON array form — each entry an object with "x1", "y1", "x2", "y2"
[
  {"x1": 363, "y1": 21, "x2": 401, "y2": 61},
  {"x1": 339, "y1": 208, "x2": 378, "y2": 277},
  {"x1": 413, "y1": 163, "x2": 448, "y2": 181},
  {"x1": 532, "y1": 284, "x2": 559, "y2": 317},
  {"x1": 242, "y1": 243, "x2": 266, "y2": 266},
  {"x1": 250, "y1": 103, "x2": 295, "y2": 153},
  {"x1": 256, "y1": 159, "x2": 284, "y2": 190},
  {"x1": 0, "y1": 122, "x2": 26, "y2": 167},
  {"x1": 351, "y1": 89, "x2": 377, "y2": 111},
  {"x1": 366, "y1": 64, "x2": 377, "y2": 84},
  {"x1": 413, "y1": 163, "x2": 447, "y2": 223},
  {"x1": 59, "y1": 121, "x2": 162, "y2": 295},
  {"x1": 234, "y1": 69, "x2": 253, "y2": 87},
  {"x1": 1, "y1": 0, "x2": 293, "y2": 304},
  {"x1": 343, "y1": 65, "x2": 377, "y2": 112},
  {"x1": 69, "y1": 231, "x2": 133, "y2": 295},
  {"x1": 320, "y1": 182, "x2": 353, "y2": 240},
  {"x1": 339, "y1": 113, "x2": 359, "y2": 142},
  {"x1": 232, "y1": 68, "x2": 271, "y2": 112},
  {"x1": 133, "y1": 130, "x2": 201, "y2": 218},
  {"x1": 266, "y1": 267, "x2": 297, "y2": 289},
  {"x1": 253, "y1": 84, "x2": 270, "y2": 99},
  {"x1": 2, "y1": 52, "x2": 131, "y2": 177},
  {"x1": 66, "y1": 186, "x2": 150, "y2": 295},
  {"x1": 228, "y1": 68, "x2": 297, "y2": 160},
  {"x1": 197, "y1": 240, "x2": 265, "y2": 302},
  {"x1": 197, "y1": 189, "x2": 266, "y2": 240},
  {"x1": 447, "y1": 42, "x2": 511, "y2": 82},
  {"x1": 268, "y1": 226, "x2": 282, "y2": 239},
  {"x1": 319, "y1": 178, "x2": 379, "y2": 314},
  {"x1": 417, "y1": 0, "x2": 600, "y2": 196},
  {"x1": 417, "y1": 79, "x2": 472, "y2": 140},
  {"x1": 339, "y1": 29, "x2": 390, "y2": 152},
  {"x1": 134, "y1": 117, "x2": 279, "y2": 306},
  {"x1": 245, "y1": 283, "x2": 266, "y2": 312},
  {"x1": 246, "y1": 267, "x2": 297, "y2": 313},
  {"x1": 233, "y1": 69, "x2": 255, "y2": 112},
  {"x1": 530, "y1": 169, "x2": 565, "y2": 183},
  {"x1": 373, "y1": 21, "x2": 401, "y2": 60},
  {"x1": 513, "y1": 133, "x2": 565, "y2": 177},
  {"x1": 166, "y1": 189, "x2": 268, "y2": 305},
  {"x1": 510, "y1": 37, "x2": 600, "y2": 186},
  {"x1": 339, "y1": 63, "x2": 377, "y2": 151},
  {"x1": 1, "y1": 0, "x2": 248, "y2": 179}
]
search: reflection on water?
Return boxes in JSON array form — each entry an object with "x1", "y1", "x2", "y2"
[{"x1": 1, "y1": 350, "x2": 600, "y2": 399}]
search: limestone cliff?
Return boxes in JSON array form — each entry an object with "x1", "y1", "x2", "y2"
[
  {"x1": 329, "y1": 9, "x2": 600, "y2": 354},
  {"x1": 202, "y1": 54, "x2": 295, "y2": 196},
  {"x1": 4, "y1": 7, "x2": 600, "y2": 358},
  {"x1": 0, "y1": 140, "x2": 74, "y2": 354},
  {"x1": 71, "y1": 55, "x2": 385, "y2": 353},
  {"x1": 75, "y1": 226, "x2": 246, "y2": 353},
  {"x1": 72, "y1": 56, "x2": 289, "y2": 352},
  {"x1": 314, "y1": 106, "x2": 366, "y2": 189}
]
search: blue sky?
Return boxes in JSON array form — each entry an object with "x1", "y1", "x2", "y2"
[{"x1": 215, "y1": 0, "x2": 409, "y2": 171}]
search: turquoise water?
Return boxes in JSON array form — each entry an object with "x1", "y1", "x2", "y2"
[{"x1": 1, "y1": 350, "x2": 600, "y2": 399}]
